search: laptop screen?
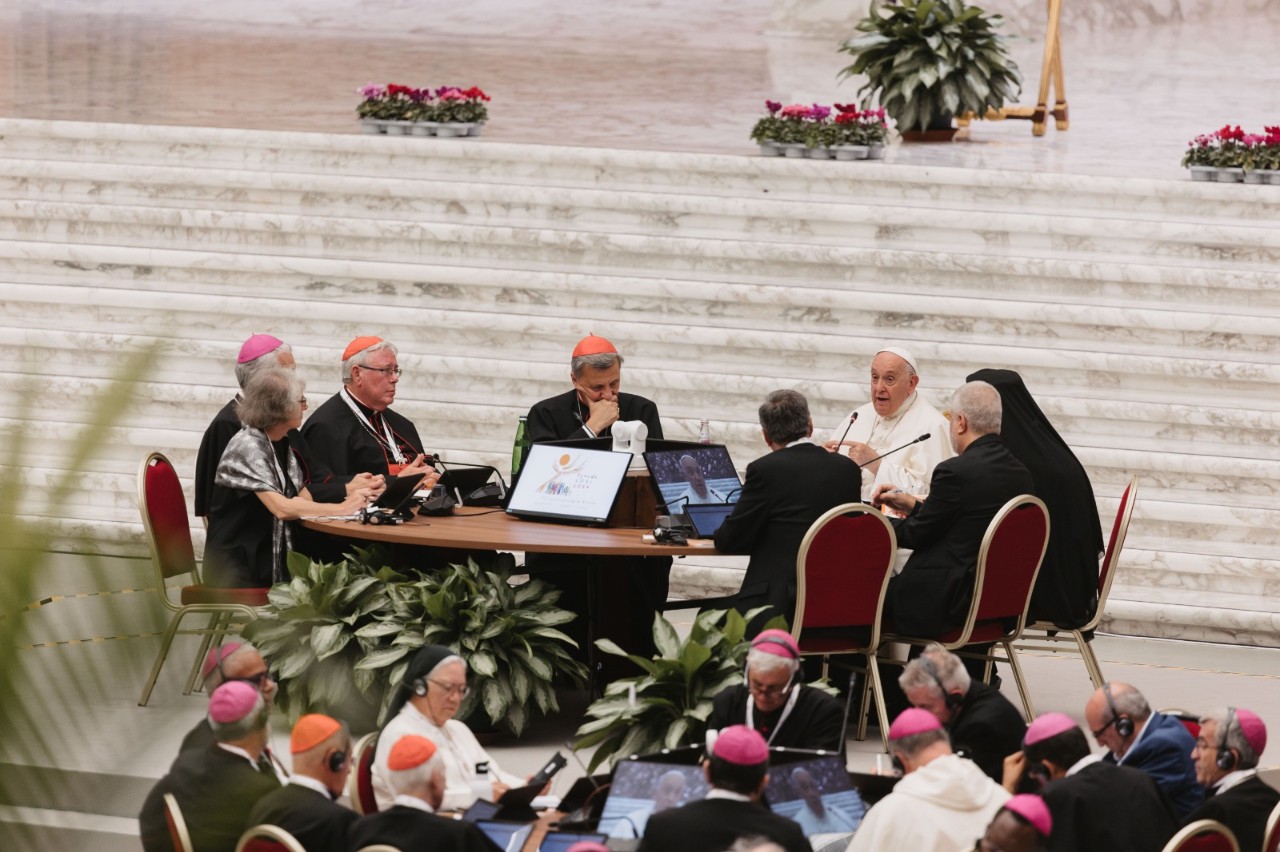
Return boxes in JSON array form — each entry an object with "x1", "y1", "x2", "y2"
[
  {"x1": 598, "y1": 760, "x2": 710, "y2": 839},
  {"x1": 642, "y1": 445, "x2": 741, "y2": 512},
  {"x1": 538, "y1": 832, "x2": 609, "y2": 852},
  {"x1": 505, "y1": 443, "x2": 632, "y2": 524},
  {"x1": 763, "y1": 755, "x2": 866, "y2": 837},
  {"x1": 475, "y1": 820, "x2": 534, "y2": 852}
]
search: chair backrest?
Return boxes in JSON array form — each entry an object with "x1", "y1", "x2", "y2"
[
  {"x1": 957, "y1": 495, "x2": 1050, "y2": 643},
  {"x1": 236, "y1": 824, "x2": 307, "y2": 852},
  {"x1": 348, "y1": 730, "x2": 380, "y2": 815},
  {"x1": 793, "y1": 503, "x2": 896, "y2": 644},
  {"x1": 1086, "y1": 476, "x2": 1138, "y2": 632},
  {"x1": 163, "y1": 792, "x2": 195, "y2": 852},
  {"x1": 1159, "y1": 708, "x2": 1202, "y2": 740},
  {"x1": 1265, "y1": 799, "x2": 1280, "y2": 852},
  {"x1": 138, "y1": 452, "x2": 198, "y2": 582},
  {"x1": 1160, "y1": 819, "x2": 1239, "y2": 852}
]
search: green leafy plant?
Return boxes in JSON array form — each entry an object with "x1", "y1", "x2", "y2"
[
  {"x1": 838, "y1": 0, "x2": 1022, "y2": 132},
  {"x1": 573, "y1": 607, "x2": 786, "y2": 772}
]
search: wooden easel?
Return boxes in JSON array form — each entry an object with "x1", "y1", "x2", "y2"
[{"x1": 960, "y1": 0, "x2": 1067, "y2": 136}]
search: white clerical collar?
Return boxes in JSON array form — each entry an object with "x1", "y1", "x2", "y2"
[
  {"x1": 289, "y1": 775, "x2": 333, "y2": 799},
  {"x1": 1066, "y1": 753, "x2": 1103, "y2": 777},
  {"x1": 706, "y1": 789, "x2": 753, "y2": 802},
  {"x1": 215, "y1": 742, "x2": 259, "y2": 769},
  {"x1": 1212, "y1": 768, "x2": 1257, "y2": 796},
  {"x1": 1116, "y1": 715, "x2": 1154, "y2": 765},
  {"x1": 784, "y1": 437, "x2": 813, "y2": 449},
  {"x1": 394, "y1": 794, "x2": 436, "y2": 813}
]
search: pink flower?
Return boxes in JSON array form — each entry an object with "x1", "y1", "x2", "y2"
[
  {"x1": 765, "y1": 100, "x2": 782, "y2": 115},
  {"x1": 358, "y1": 83, "x2": 386, "y2": 100},
  {"x1": 780, "y1": 104, "x2": 812, "y2": 119}
]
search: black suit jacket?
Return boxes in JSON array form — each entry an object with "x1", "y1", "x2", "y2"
[
  {"x1": 638, "y1": 797, "x2": 811, "y2": 852},
  {"x1": 247, "y1": 782, "x2": 356, "y2": 852},
  {"x1": 887, "y1": 433, "x2": 1034, "y2": 636},
  {"x1": 714, "y1": 442, "x2": 862, "y2": 630},
  {"x1": 346, "y1": 805, "x2": 501, "y2": 852},
  {"x1": 139, "y1": 744, "x2": 281, "y2": 852},
  {"x1": 949, "y1": 679, "x2": 1026, "y2": 783},
  {"x1": 301, "y1": 392, "x2": 424, "y2": 479},
  {"x1": 1041, "y1": 761, "x2": 1178, "y2": 852},
  {"x1": 1182, "y1": 774, "x2": 1280, "y2": 852},
  {"x1": 526, "y1": 388, "x2": 663, "y2": 442}
]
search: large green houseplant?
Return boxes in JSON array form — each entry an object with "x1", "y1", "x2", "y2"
[{"x1": 838, "y1": 0, "x2": 1022, "y2": 133}]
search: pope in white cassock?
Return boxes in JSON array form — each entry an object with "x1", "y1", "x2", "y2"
[{"x1": 824, "y1": 346, "x2": 954, "y2": 504}]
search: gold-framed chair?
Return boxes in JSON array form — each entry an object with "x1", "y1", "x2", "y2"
[
  {"x1": 137, "y1": 451, "x2": 268, "y2": 706},
  {"x1": 163, "y1": 793, "x2": 195, "y2": 852},
  {"x1": 1160, "y1": 819, "x2": 1239, "y2": 852},
  {"x1": 235, "y1": 824, "x2": 307, "y2": 852},
  {"x1": 347, "y1": 731, "x2": 382, "y2": 815}
]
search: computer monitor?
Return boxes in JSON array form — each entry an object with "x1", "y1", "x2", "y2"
[
  {"x1": 598, "y1": 760, "x2": 710, "y2": 839},
  {"x1": 538, "y1": 832, "x2": 609, "y2": 852},
  {"x1": 505, "y1": 443, "x2": 633, "y2": 525},
  {"x1": 685, "y1": 502, "x2": 736, "y2": 538},
  {"x1": 642, "y1": 444, "x2": 741, "y2": 512},
  {"x1": 475, "y1": 820, "x2": 535, "y2": 852},
  {"x1": 763, "y1": 754, "x2": 867, "y2": 837}
]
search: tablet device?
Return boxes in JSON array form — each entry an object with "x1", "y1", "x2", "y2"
[
  {"x1": 642, "y1": 444, "x2": 741, "y2": 513},
  {"x1": 505, "y1": 444, "x2": 632, "y2": 525},
  {"x1": 539, "y1": 831, "x2": 609, "y2": 852},
  {"x1": 374, "y1": 472, "x2": 426, "y2": 512},
  {"x1": 763, "y1": 754, "x2": 866, "y2": 837},
  {"x1": 475, "y1": 820, "x2": 534, "y2": 852},
  {"x1": 685, "y1": 502, "x2": 737, "y2": 538}
]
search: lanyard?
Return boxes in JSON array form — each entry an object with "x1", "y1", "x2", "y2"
[
  {"x1": 340, "y1": 388, "x2": 406, "y2": 464},
  {"x1": 746, "y1": 684, "x2": 801, "y2": 746}
]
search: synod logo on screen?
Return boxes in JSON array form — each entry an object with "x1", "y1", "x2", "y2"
[{"x1": 537, "y1": 452, "x2": 590, "y2": 496}]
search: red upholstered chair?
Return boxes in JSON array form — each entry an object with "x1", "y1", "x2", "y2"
[
  {"x1": 791, "y1": 503, "x2": 897, "y2": 751},
  {"x1": 883, "y1": 494, "x2": 1049, "y2": 720},
  {"x1": 137, "y1": 452, "x2": 269, "y2": 706},
  {"x1": 163, "y1": 793, "x2": 195, "y2": 852},
  {"x1": 1016, "y1": 476, "x2": 1138, "y2": 691},
  {"x1": 1160, "y1": 708, "x2": 1202, "y2": 740},
  {"x1": 1160, "y1": 819, "x2": 1239, "y2": 852},
  {"x1": 1265, "y1": 800, "x2": 1280, "y2": 852},
  {"x1": 347, "y1": 731, "x2": 381, "y2": 815},
  {"x1": 235, "y1": 825, "x2": 306, "y2": 852},
  {"x1": 354, "y1": 846, "x2": 403, "y2": 852}
]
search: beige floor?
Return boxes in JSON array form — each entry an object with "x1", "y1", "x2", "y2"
[{"x1": 3, "y1": 0, "x2": 1279, "y2": 178}]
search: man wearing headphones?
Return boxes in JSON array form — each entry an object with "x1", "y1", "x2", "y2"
[
  {"x1": 706, "y1": 630, "x2": 846, "y2": 752},
  {"x1": 899, "y1": 644, "x2": 1026, "y2": 783},
  {"x1": 1002, "y1": 712, "x2": 1176, "y2": 852},
  {"x1": 247, "y1": 714, "x2": 357, "y2": 852},
  {"x1": 1183, "y1": 707, "x2": 1280, "y2": 851},
  {"x1": 1083, "y1": 681, "x2": 1203, "y2": 817}
]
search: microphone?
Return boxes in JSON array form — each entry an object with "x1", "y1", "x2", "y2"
[
  {"x1": 723, "y1": 487, "x2": 742, "y2": 503},
  {"x1": 858, "y1": 433, "x2": 931, "y2": 468},
  {"x1": 833, "y1": 411, "x2": 859, "y2": 449},
  {"x1": 662, "y1": 494, "x2": 691, "y2": 513}
]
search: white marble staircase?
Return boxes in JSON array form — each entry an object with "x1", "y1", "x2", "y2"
[{"x1": 4, "y1": 118, "x2": 1280, "y2": 647}]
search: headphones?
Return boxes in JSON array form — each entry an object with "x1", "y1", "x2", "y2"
[
  {"x1": 920, "y1": 655, "x2": 963, "y2": 713},
  {"x1": 1103, "y1": 683, "x2": 1135, "y2": 739},
  {"x1": 328, "y1": 748, "x2": 348, "y2": 773},
  {"x1": 1217, "y1": 707, "x2": 1239, "y2": 772},
  {"x1": 745, "y1": 634, "x2": 801, "y2": 689},
  {"x1": 411, "y1": 677, "x2": 428, "y2": 697}
]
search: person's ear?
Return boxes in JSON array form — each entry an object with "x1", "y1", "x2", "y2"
[
  {"x1": 703, "y1": 762, "x2": 713, "y2": 784},
  {"x1": 756, "y1": 772, "x2": 770, "y2": 798}
]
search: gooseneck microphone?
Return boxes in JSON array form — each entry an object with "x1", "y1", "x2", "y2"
[
  {"x1": 858, "y1": 433, "x2": 931, "y2": 468},
  {"x1": 430, "y1": 454, "x2": 511, "y2": 495},
  {"x1": 833, "y1": 411, "x2": 859, "y2": 448}
]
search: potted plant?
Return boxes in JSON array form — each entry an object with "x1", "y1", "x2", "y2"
[
  {"x1": 1208, "y1": 125, "x2": 1247, "y2": 183},
  {"x1": 775, "y1": 104, "x2": 815, "y2": 155},
  {"x1": 573, "y1": 607, "x2": 787, "y2": 771},
  {"x1": 1181, "y1": 132, "x2": 1217, "y2": 182},
  {"x1": 750, "y1": 100, "x2": 786, "y2": 155},
  {"x1": 801, "y1": 105, "x2": 839, "y2": 158},
  {"x1": 838, "y1": 0, "x2": 1022, "y2": 140},
  {"x1": 432, "y1": 86, "x2": 491, "y2": 136},
  {"x1": 1257, "y1": 126, "x2": 1280, "y2": 184}
]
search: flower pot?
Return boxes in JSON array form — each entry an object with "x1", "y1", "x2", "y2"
[
  {"x1": 757, "y1": 142, "x2": 781, "y2": 157},
  {"x1": 1187, "y1": 166, "x2": 1216, "y2": 182},
  {"x1": 467, "y1": 122, "x2": 486, "y2": 137},
  {"x1": 867, "y1": 144, "x2": 886, "y2": 160},
  {"x1": 383, "y1": 121, "x2": 413, "y2": 136},
  {"x1": 781, "y1": 144, "x2": 807, "y2": 158},
  {"x1": 358, "y1": 118, "x2": 382, "y2": 135},
  {"x1": 1244, "y1": 170, "x2": 1265, "y2": 185},
  {"x1": 435, "y1": 123, "x2": 473, "y2": 138},
  {"x1": 410, "y1": 122, "x2": 435, "y2": 137},
  {"x1": 806, "y1": 146, "x2": 832, "y2": 160},
  {"x1": 1261, "y1": 170, "x2": 1280, "y2": 186},
  {"x1": 831, "y1": 145, "x2": 868, "y2": 161},
  {"x1": 1215, "y1": 168, "x2": 1244, "y2": 183}
]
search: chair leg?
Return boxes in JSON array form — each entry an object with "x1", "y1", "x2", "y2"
[
  {"x1": 183, "y1": 613, "x2": 222, "y2": 696},
  {"x1": 856, "y1": 658, "x2": 875, "y2": 742},
  {"x1": 1002, "y1": 641, "x2": 1037, "y2": 720},
  {"x1": 139, "y1": 610, "x2": 188, "y2": 706},
  {"x1": 1076, "y1": 631, "x2": 1106, "y2": 689},
  {"x1": 867, "y1": 657, "x2": 891, "y2": 753}
]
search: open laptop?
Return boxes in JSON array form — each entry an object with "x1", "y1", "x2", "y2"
[
  {"x1": 475, "y1": 819, "x2": 535, "y2": 852},
  {"x1": 505, "y1": 443, "x2": 633, "y2": 526},
  {"x1": 763, "y1": 753, "x2": 867, "y2": 840},
  {"x1": 598, "y1": 759, "x2": 710, "y2": 839},
  {"x1": 642, "y1": 444, "x2": 741, "y2": 534},
  {"x1": 684, "y1": 502, "x2": 737, "y2": 539}
]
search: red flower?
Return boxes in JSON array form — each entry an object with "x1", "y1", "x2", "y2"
[
  {"x1": 1216, "y1": 124, "x2": 1245, "y2": 142},
  {"x1": 462, "y1": 86, "x2": 491, "y2": 101},
  {"x1": 387, "y1": 83, "x2": 414, "y2": 98},
  {"x1": 835, "y1": 113, "x2": 859, "y2": 124},
  {"x1": 834, "y1": 103, "x2": 860, "y2": 115}
]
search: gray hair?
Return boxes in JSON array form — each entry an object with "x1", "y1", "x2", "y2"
[
  {"x1": 235, "y1": 343, "x2": 293, "y2": 390},
  {"x1": 899, "y1": 643, "x2": 970, "y2": 696},
  {"x1": 1106, "y1": 682, "x2": 1152, "y2": 722},
  {"x1": 342, "y1": 340, "x2": 399, "y2": 383},
  {"x1": 951, "y1": 380, "x2": 1002, "y2": 436},
  {"x1": 570, "y1": 352, "x2": 623, "y2": 378},
  {"x1": 1201, "y1": 708, "x2": 1260, "y2": 770},
  {"x1": 387, "y1": 745, "x2": 444, "y2": 795},
  {"x1": 758, "y1": 389, "x2": 810, "y2": 446},
  {"x1": 209, "y1": 692, "x2": 268, "y2": 741},
  {"x1": 746, "y1": 647, "x2": 800, "y2": 677},
  {"x1": 891, "y1": 726, "x2": 949, "y2": 758},
  {"x1": 238, "y1": 368, "x2": 305, "y2": 430}
]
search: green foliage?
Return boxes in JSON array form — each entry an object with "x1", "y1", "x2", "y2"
[
  {"x1": 573, "y1": 607, "x2": 786, "y2": 772},
  {"x1": 245, "y1": 547, "x2": 586, "y2": 737},
  {"x1": 804, "y1": 121, "x2": 843, "y2": 149},
  {"x1": 749, "y1": 116, "x2": 785, "y2": 144},
  {"x1": 838, "y1": 0, "x2": 1022, "y2": 132}
]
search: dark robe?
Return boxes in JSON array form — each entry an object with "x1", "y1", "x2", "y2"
[
  {"x1": 526, "y1": 388, "x2": 663, "y2": 443},
  {"x1": 708, "y1": 684, "x2": 845, "y2": 752},
  {"x1": 948, "y1": 679, "x2": 1026, "y2": 783},
  {"x1": 638, "y1": 797, "x2": 811, "y2": 852},
  {"x1": 346, "y1": 804, "x2": 501, "y2": 852},
  {"x1": 203, "y1": 432, "x2": 298, "y2": 587},
  {"x1": 247, "y1": 782, "x2": 357, "y2": 852},
  {"x1": 1040, "y1": 760, "x2": 1178, "y2": 852},
  {"x1": 887, "y1": 433, "x2": 1035, "y2": 637},
  {"x1": 1102, "y1": 712, "x2": 1203, "y2": 819},
  {"x1": 139, "y1": 744, "x2": 281, "y2": 852},
  {"x1": 301, "y1": 390, "x2": 424, "y2": 480},
  {"x1": 967, "y1": 369, "x2": 1104, "y2": 627},
  {"x1": 1182, "y1": 774, "x2": 1280, "y2": 852}
]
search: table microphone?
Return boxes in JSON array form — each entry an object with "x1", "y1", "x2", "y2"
[
  {"x1": 833, "y1": 411, "x2": 859, "y2": 448},
  {"x1": 858, "y1": 433, "x2": 931, "y2": 468},
  {"x1": 430, "y1": 454, "x2": 511, "y2": 495}
]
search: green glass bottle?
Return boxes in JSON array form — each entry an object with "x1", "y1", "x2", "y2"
[{"x1": 512, "y1": 415, "x2": 530, "y2": 477}]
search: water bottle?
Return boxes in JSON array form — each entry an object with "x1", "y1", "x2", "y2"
[
  {"x1": 472, "y1": 760, "x2": 492, "y2": 802},
  {"x1": 698, "y1": 419, "x2": 711, "y2": 444},
  {"x1": 512, "y1": 416, "x2": 530, "y2": 477}
]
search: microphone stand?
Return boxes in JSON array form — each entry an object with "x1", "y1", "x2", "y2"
[{"x1": 858, "y1": 433, "x2": 932, "y2": 469}]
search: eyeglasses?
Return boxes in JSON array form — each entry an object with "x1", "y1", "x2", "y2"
[
  {"x1": 361, "y1": 365, "x2": 403, "y2": 377},
  {"x1": 1091, "y1": 716, "x2": 1119, "y2": 738},
  {"x1": 428, "y1": 679, "x2": 469, "y2": 698},
  {"x1": 747, "y1": 679, "x2": 793, "y2": 699},
  {"x1": 297, "y1": 397, "x2": 308, "y2": 408},
  {"x1": 231, "y1": 670, "x2": 274, "y2": 688}
]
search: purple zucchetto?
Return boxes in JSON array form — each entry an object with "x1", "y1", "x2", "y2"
[
  {"x1": 713, "y1": 725, "x2": 769, "y2": 766},
  {"x1": 237, "y1": 333, "x2": 285, "y2": 364},
  {"x1": 1004, "y1": 794, "x2": 1053, "y2": 837},
  {"x1": 889, "y1": 707, "x2": 943, "y2": 740},
  {"x1": 208, "y1": 681, "x2": 260, "y2": 725},
  {"x1": 1025, "y1": 712, "x2": 1077, "y2": 746},
  {"x1": 1234, "y1": 708, "x2": 1267, "y2": 758}
]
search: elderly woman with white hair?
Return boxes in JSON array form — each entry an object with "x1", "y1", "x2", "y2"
[
  {"x1": 372, "y1": 645, "x2": 523, "y2": 812},
  {"x1": 203, "y1": 368, "x2": 371, "y2": 588}
]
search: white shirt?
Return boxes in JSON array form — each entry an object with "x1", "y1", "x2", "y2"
[
  {"x1": 372, "y1": 702, "x2": 521, "y2": 811},
  {"x1": 215, "y1": 742, "x2": 259, "y2": 769},
  {"x1": 288, "y1": 775, "x2": 334, "y2": 799},
  {"x1": 393, "y1": 794, "x2": 436, "y2": 813},
  {"x1": 825, "y1": 393, "x2": 954, "y2": 501},
  {"x1": 1066, "y1": 753, "x2": 1104, "y2": 776},
  {"x1": 705, "y1": 789, "x2": 753, "y2": 802}
]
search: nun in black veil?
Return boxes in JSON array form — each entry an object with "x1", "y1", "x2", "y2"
[{"x1": 966, "y1": 369, "x2": 1105, "y2": 627}]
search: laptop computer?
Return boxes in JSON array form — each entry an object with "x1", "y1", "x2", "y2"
[
  {"x1": 505, "y1": 443, "x2": 633, "y2": 526},
  {"x1": 641, "y1": 444, "x2": 741, "y2": 516},
  {"x1": 475, "y1": 819, "x2": 535, "y2": 852},
  {"x1": 684, "y1": 502, "x2": 737, "y2": 539},
  {"x1": 763, "y1": 753, "x2": 867, "y2": 838}
]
